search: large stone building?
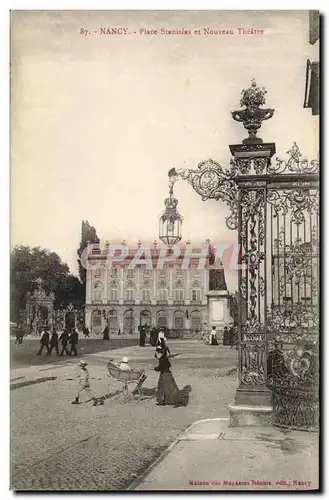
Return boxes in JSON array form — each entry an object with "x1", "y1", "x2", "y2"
[{"x1": 85, "y1": 240, "x2": 227, "y2": 337}]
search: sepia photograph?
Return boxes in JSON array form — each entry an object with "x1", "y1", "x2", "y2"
[{"x1": 10, "y1": 9, "x2": 319, "y2": 491}]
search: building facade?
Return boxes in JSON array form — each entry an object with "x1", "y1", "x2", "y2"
[{"x1": 85, "y1": 241, "x2": 214, "y2": 337}]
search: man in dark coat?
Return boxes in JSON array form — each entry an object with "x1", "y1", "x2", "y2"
[
  {"x1": 69, "y1": 329, "x2": 79, "y2": 356},
  {"x1": 37, "y1": 328, "x2": 50, "y2": 355},
  {"x1": 59, "y1": 329, "x2": 70, "y2": 356},
  {"x1": 139, "y1": 325, "x2": 146, "y2": 347},
  {"x1": 150, "y1": 327, "x2": 158, "y2": 347},
  {"x1": 48, "y1": 330, "x2": 59, "y2": 355},
  {"x1": 103, "y1": 325, "x2": 110, "y2": 340}
]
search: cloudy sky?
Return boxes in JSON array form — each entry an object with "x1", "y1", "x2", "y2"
[{"x1": 10, "y1": 10, "x2": 319, "y2": 290}]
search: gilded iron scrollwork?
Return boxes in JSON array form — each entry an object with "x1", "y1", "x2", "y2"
[
  {"x1": 241, "y1": 343, "x2": 266, "y2": 385},
  {"x1": 240, "y1": 189, "x2": 265, "y2": 321},
  {"x1": 268, "y1": 187, "x2": 319, "y2": 224},
  {"x1": 168, "y1": 159, "x2": 238, "y2": 230},
  {"x1": 269, "y1": 142, "x2": 319, "y2": 175},
  {"x1": 267, "y1": 343, "x2": 319, "y2": 430}
]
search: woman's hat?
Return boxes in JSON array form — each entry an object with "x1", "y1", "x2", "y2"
[
  {"x1": 78, "y1": 360, "x2": 87, "y2": 367},
  {"x1": 121, "y1": 357, "x2": 129, "y2": 363}
]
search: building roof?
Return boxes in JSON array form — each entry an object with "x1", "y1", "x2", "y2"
[{"x1": 87, "y1": 243, "x2": 220, "y2": 268}]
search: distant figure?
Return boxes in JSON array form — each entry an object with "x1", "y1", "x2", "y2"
[
  {"x1": 223, "y1": 326, "x2": 229, "y2": 346},
  {"x1": 59, "y1": 329, "x2": 70, "y2": 356},
  {"x1": 210, "y1": 326, "x2": 218, "y2": 346},
  {"x1": 17, "y1": 325, "x2": 24, "y2": 344},
  {"x1": 71, "y1": 360, "x2": 98, "y2": 406},
  {"x1": 150, "y1": 328, "x2": 158, "y2": 347},
  {"x1": 103, "y1": 325, "x2": 110, "y2": 340},
  {"x1": 69, "y1": 329, "x2": 79, "y2": 356},
  {"x1": 139, "y1": 325, "x2": 146, "y2": 347},
  {"x1": 118, "y1": 329, "x2": 121, "y2": 336},
  {"x1": 83, "y1": 326, "x2": 90, "y2": 338},
  {"x1": 37, "y1": 328, "x2": 50, "y2": 355},
  {"x1": 15, "y1": 327, "x2": 21, "y2": 345},
  {"x1": 48, "y1": 330, "x2": 59, "y2": 355},
  {"x1": 231, "y1": 326, "x2": 239, "y2": 349},
  {"x1": 119, "y1": 357, "x2": 131, "y2": 371}
]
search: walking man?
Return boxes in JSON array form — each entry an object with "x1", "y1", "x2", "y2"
[
  {"x1": 48, "y1": 329, "x2": 59, "y2": 355},
  {"x1": 69, "y1": 328, "x2": 79, "y2": 356},
  {"x1": 37, "y1": 328, "x2": 50, "y2": 355},
  {"x1": 59, "y1": 329, "x2": 70, "y2": 356}
]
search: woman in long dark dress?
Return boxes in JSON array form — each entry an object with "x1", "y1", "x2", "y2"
[{"x1": 155, "y1": 340, "x2": 179, "y2": 406}]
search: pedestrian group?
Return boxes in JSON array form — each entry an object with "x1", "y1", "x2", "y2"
[{"x1": 37, "y1": 327, "x2": 79, "y2": 356}]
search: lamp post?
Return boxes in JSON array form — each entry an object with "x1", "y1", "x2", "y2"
[
  {"x1": 159, "y1": 180, "x2": 183, "y2": 246},
  {"x1": 160, "y1": 79, "x2": 319, "y2": 430}
]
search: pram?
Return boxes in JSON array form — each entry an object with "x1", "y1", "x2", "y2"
[{"x1": 107, "y1": 360, "x2": 147, "y2": 399}]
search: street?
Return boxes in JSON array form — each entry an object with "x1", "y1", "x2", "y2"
[{"x1": 10, "y1": 340, "x2": 238, "y2": 491}]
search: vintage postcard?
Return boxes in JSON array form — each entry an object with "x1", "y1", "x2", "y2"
[{"x1": 10, "y1": 10, "x2": 319, "y2": 491}]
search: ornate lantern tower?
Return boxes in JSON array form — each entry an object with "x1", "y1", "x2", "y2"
[{"x1": 159, "y1": 178, "x2": 183, "y2": 246}]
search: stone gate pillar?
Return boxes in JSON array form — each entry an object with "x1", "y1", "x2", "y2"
[{"x1": 228, "y1": 142, "x2": 276, "y2": 426}]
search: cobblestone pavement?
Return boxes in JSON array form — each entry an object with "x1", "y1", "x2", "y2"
[{"x1": 11, "y1": 342, "x2": 238, "y2": 491}]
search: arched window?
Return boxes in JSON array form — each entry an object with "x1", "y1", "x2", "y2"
[
  {"x1": 191, "y1": 310, "x2": 202, "y2": 332},
  {"x1": 173, "y1": 310, "x2": 185, "y2": 330},
  {"x1": 108, "y1": 310, "x2": 118, "y2": 334},
  {"x1": 157, "y1": 310, "x2": 167, "y2": 328},
  {"x1": 140, "y1": 310, "x2": 151, "y2": 327},
  {"x1": 91, "y1": 310, "x2": 102, "y2": 334},
  {"x1": 124, "y1": 309, "x2": 134, "y2": 334}
]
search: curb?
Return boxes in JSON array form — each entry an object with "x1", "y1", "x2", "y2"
[{"x1": 127, "y1": 417, "x2": 229, "y2": 491}]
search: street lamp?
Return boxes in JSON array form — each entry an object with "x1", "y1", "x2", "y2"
[{"x1": 159, "y1": 180, "x2": 183, "y2": 246}]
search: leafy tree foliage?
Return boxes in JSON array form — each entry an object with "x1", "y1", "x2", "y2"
[
  {"x1": 77, "y1": 220, "x2": 99, "y2": 287},
  {"x1": 10, "y1": 245, "x2": 84, "y2": 322}
]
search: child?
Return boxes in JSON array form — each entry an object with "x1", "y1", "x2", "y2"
[{"x1": 71, "y1": 360, "x2": 102, "y2": 406}]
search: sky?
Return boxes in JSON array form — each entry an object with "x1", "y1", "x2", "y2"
[{"x1": 10, "y1": 10, "x2": 319, "y2": 291}]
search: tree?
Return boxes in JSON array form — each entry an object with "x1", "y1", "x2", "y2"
[
  {"x1": 10, "y1": 245, "x2": 84, "y2": 322},
  {"x1": 77, "y1": 220, "x2": 99, "y2": 287}
]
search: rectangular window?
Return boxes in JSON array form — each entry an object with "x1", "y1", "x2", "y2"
[
  {"x1": 175, "y1": 289, "x2": 184, "y2": 301},
  {"x1": 125, "y1": 289, "x2": 135, "y2": 301},
  {"x1": 111, "y1": 268, "x2": 118, "y2": 278},
  {"x1": 110, "y1": 289, "x2": 118, "y2": 301},
  {"x1": 143, "y1": 269, "x2": 151, "y2": 278},
  {"x1": 142, "y1": 289, "x2": 151, "y2": 301},
  {"x1": 192, "y1": 289, "x2": 201, "y2": 301},
  {"x1": 158, "y1": 289, "x2": 167, "y2": 301},
  {"x1": 127, "y1": 269, "x2": 134, "y2": 278}
]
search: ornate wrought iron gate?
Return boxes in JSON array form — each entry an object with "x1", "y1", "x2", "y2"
[
  {"x1": 265, "y1": 146, "x2": 319, "y2": 430},
  {"x1": 168, "y1": 80, "x2": 319, "y2": 431},
  {"x1": 233, "y1": 142, "x2": 319, "y2": 431}
]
